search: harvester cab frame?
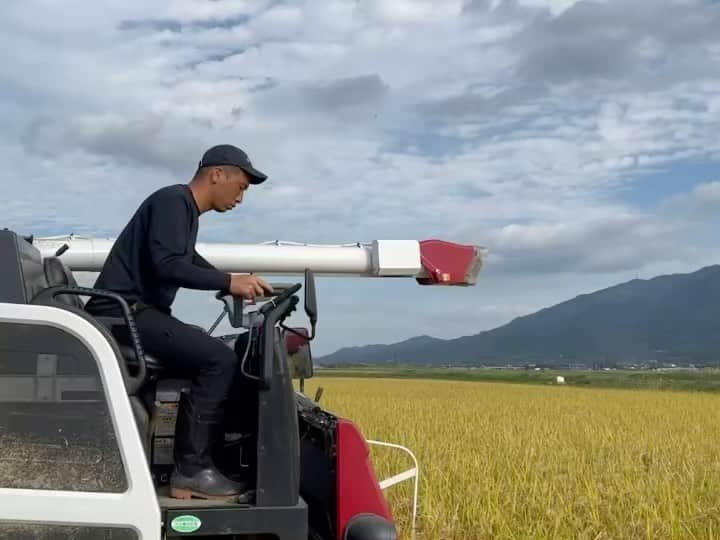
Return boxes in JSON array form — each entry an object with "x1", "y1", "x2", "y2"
[{"x1": 0, "y1": 228, "x2": 482, "y2": 539}]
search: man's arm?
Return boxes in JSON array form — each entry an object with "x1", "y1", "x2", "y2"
[
  {"x1": 148, "y1": 194, "x2": 231, "y2": 292},
  {"x1": 193, "y1": 249, "x2": 216, "y2": 270}
]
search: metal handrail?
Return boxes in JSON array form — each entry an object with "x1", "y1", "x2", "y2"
[{"x1": 367, "y1": 439, "x2": 419, "y2": 539}]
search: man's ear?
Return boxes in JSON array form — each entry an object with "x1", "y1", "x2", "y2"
[{"x1": 208, "y1": 166, "x2": 222, "y2": 184}]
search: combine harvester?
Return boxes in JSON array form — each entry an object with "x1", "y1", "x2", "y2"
[{"x1": 0, "y1": 229, "x2": 482, "y2": 540}]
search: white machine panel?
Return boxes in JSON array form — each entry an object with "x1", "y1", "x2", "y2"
[{"x1": 372, "y1": 240, "x2": 421, "y2": 276}]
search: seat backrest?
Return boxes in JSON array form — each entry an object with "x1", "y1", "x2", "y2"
[
  {"x1": 0, "y1": 229, "x2": 48, "y2": 303},
  {"x1": 43, "y1": 256, "x2": 85, "y2": 309}
]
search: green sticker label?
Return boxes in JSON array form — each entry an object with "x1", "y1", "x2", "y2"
[{"x1": 171, "y1": 515, "x2": 202, "y2": 533}]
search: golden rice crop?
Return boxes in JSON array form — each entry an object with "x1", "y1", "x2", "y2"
[{"x1": 302, "y1": 377, "x2": 720, "y2": 540}]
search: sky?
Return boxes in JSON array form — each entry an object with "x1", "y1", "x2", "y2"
[{"x1": 2, "y1": 0, "x2": 719, "y2": 355}]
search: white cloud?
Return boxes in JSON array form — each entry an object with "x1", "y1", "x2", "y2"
[
  {"x1": 690, "y1": 181, "x2": 720, "y2": 206},
  {"x1": 660, "y1": 180, "x2": 720, "y2": 223},
  {"x1": 515, "y1": 0, "x2": 583, "y2": 16},
  {"x1": 2, "y1": 0, "x2": 720, "y2": 353},
  {"x1": 363, "y1": 0, "x2": 464, "y2": 23}
]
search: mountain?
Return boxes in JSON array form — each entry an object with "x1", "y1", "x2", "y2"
[{"x1": 318, "y1": 265, "x2": 720, "y2": 367}]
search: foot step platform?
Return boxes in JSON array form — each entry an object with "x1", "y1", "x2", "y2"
[{"x1": 156, "y1": 486, "x2": 308, "y2": 538}]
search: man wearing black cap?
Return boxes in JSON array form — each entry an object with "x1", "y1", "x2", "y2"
[{"x1": 85, "y1": 144, "x2": 272, "y2": 501}]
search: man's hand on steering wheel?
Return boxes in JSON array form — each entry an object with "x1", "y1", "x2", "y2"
[{"x1": 229, "y1": 274, "x2": 274, "y2": 301}]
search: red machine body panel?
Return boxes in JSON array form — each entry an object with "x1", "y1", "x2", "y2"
[{"x1": 335, "y1": 419, "x2": 393, "y2": 539}]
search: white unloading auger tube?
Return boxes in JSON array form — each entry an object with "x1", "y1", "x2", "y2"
[{"x1": 33, "y1": 235, "x2": 484, "y2": 286}]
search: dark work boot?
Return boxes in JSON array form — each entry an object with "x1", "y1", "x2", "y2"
[{"x1": 169, "y1": 392, "x2": 248, "y2": 501}]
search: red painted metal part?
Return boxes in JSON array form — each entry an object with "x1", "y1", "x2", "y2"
[
  {"x1": 336, "y1": 419, "x2": 393, "y2": 539},
  {"x1": 285, "y1": 328, "x2": 309, "y2": 354},
  {"x1": 417, "y1": 239, "x2": 483, "y2": 285}
]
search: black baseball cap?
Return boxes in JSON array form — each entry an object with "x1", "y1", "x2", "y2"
[{"x1": 198, "y1": 144, "x2": 268, "y2": 185}]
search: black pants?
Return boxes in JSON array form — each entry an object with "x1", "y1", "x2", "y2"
[{"x1": 130, "y1": 307, "x2": 240, "y2": 415}]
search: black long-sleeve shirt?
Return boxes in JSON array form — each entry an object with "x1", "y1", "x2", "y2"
[{"x1": 85, "y1": 184, "x2": 230, "y2": 316}]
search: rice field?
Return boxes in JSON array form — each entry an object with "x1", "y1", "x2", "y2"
[{"x1": 301, "y1": 377, "x2": 720, "y2": 539}]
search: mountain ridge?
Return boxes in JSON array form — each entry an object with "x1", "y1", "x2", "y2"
[{"x1": 318, "y1": 265, "x2": 720, "y2": 366}]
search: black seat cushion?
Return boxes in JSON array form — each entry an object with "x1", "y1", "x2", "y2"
[{"x1": 118, "y1": 344, "x2": 164, "y2": 372}]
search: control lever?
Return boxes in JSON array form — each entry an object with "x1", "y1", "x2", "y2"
[
  {"x1": 259, "y1": 283, "x2": 302, "y2": 316},
  {"x1": 249, "y1": 283, "x2": 295, "y2": 306}
]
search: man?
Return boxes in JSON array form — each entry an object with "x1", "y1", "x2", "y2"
[{"x1": 85, "y1": 144, "x2": 273, "y2": 501}]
